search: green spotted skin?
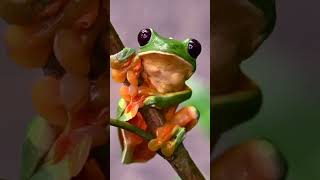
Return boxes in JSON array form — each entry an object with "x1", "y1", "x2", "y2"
[
  {"x1": 139, "y1": 29, "x2": 197, "y2": 72},
  {"x1": 111, "y1": 47, "x2": 136, "y2": 62}
]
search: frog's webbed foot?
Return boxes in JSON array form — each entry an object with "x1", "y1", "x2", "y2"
[
  {"x1": 148, "y1": 106, "x2": 199, "y2": 157},
  {"x1": 161, "y1": 127, "x2": 186, "y2": 157},
  {"x1": 171, "y1": 106, "x2": 200, "y2": 131},
  {"x1": 148, "y1": 124, "x2": 185, "y2": 157}
]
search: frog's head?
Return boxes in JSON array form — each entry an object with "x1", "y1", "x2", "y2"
[{"x1": 137, "y1": 28, "x2": 201, "y2": 93}]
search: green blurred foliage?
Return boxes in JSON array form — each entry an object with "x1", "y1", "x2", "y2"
[{"x1": 184, "y1": 76, "x2": 210, "y2": 136}]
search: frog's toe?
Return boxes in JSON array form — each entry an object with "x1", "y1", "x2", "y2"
[
  {"x1": 148, "y1": 139, "x2": 163, "y2": 152},
  {"x1": 161, "y1": 141, "x2": 176, "y2": 157},
  {"x1": 188, "y1": 106, "x2": 200, "y2": 120},
  {"x1": 172, "y1": 127, "x2": 186, "y2": 147},
  {"x1": 162, "y1": 127, "x2": 186, "y2": 157}
]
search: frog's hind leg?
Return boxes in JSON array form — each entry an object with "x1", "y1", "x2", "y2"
[
  {"x1": 148, "y1": 106, "x2": 200, "y2": 157},
  {"x1": 170, "y1": 106, "x2": 200, "y2": 131},
  {"x1": 162, "y1": 106, "x2": 199, "y2": 156}
]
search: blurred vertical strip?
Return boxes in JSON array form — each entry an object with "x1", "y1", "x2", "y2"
[
  {"x1": 211, "y1": 0, "x2": 276, "y2": 152},
  {"x1": 211, "y1": 0, "x2": 285, "y2": 179},
  {"x1": 96, "y1": 0, "x2": 111, "y2": 179}
]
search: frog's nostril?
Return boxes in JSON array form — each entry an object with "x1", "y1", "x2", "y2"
[{"x1": 138, "y1": 28, "x2": 152, "y2": 46}]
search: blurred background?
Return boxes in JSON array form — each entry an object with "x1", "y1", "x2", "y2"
[
  {"x1": 110, "y1": 0, "x2": 210, "y2": 179},
  {"x1": 0, "y1": 20, "x2": 40, "y2": 179},
  {"x1": 214, "y1": 1, "x2": 320, "y2": 180}
]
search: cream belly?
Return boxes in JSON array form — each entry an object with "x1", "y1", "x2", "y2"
[{"x1": 140, "y1": 52, "x2": 193, "y2": 94}]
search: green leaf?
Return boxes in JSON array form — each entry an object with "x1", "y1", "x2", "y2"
[
  {"x1": 32, "y1": 133, "x2": 92, "y2": 179},
  {"x1": 116, "y1": 98, "x2": 127, "y2": 119},
  {"x1": 21, "y1": 116, "x2": 59, "y2": 180},
  {"x1": 68, "y1": 134, "x2": 92, "y2": 177},
  {"x1": 30, "y1": 159, "x2": 70, "y2": 180}
]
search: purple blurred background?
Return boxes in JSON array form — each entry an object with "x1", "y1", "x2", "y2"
[
  {"x1": 110, "y1": 0, "x2": 210, "y2": 179},
  {"x1": 0, "y1": 20, "x2": 40, "y2": 180}
]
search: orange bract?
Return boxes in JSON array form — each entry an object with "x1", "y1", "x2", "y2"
[
  {"x1": 111, "y1": 69, "x2": 127, "y2": 83},
  {"x1": 32, "y1": 76, "x2": 67, "y2": 128},
  {"x1": 60, "y1": 74, "x2": 90, "y2": 112},
  {"x1": 5, "y1": 25, "x2": 52, "y2": 68},
  {"x1": 54, "y1": 29, "x2": 91, "y2": 75},
  {"x1": 119, "y1": 86, "x2": 131, "y2": 102}
]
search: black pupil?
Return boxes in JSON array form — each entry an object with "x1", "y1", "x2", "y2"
[
  {"x1": 138, "y1": 28, "x2": 151, "y2": 46},
  {"x1": 188, "y1": 39, "x2": 201, "y2": 58}
]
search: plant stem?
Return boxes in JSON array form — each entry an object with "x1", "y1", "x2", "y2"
[{"x1": 110, "y1": 119, "x2": 154, "y2": 140}]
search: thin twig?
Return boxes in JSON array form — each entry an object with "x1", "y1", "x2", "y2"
[
  {"x1": 110, "y1": 119, "x2": 154, "y2": 140},
  {"x1": 110, "y1": 22, "x2": 206, "y2": 180}
]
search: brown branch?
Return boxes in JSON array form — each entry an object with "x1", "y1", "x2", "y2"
[
  {"x1": 110, "y1": 22, "x2": 205, "y2": 180},
  {"x1": 109, "y1": 21, "x2": 125, "y2": 54}
]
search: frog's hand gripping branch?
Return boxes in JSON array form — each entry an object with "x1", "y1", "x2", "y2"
[
  {"x1": 116, "y1": 86, "x2": 192, "y2": 123},
  {"x1": 110, "y1": 47, "x2": 136, "y2": 67},
  {"x1": 110, "y1": 47, "x2": 137, "y2": 83},
  {"x1": 116, "y1": 87, "x2": 192, "y2": 122}
]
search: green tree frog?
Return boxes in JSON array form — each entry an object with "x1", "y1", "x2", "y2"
[{"x1": 110, "y1": 28, "x2": 201, "y2": 164}]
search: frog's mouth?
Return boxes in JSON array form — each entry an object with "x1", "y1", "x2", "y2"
[{"x1": 138, "y1": 51, "x2": 194, "y2": 93}]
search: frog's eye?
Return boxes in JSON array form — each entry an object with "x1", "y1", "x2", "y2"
[
  {"x1": 138, "y1": 28, "x2": 152, "y2": 46},
  {"x1": 188, "y1": 39, "x2": 201, "y2": 58}
]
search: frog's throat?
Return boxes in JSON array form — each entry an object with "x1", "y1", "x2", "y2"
[{"x1": 137, "y1": 51, "x2": 195, "y2": 72}]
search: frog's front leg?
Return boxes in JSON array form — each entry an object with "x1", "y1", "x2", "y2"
[{"x1": 110, "y1": 47, "x2": 142, "y2": 87}]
